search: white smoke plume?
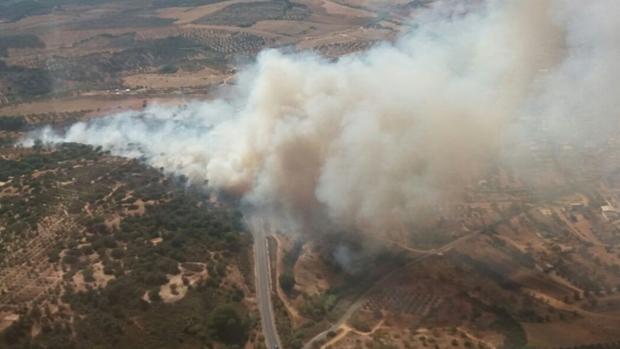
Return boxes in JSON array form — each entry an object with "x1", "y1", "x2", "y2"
[{"x1": 23, "y1": 0, "x2": 620, "y2": 237}]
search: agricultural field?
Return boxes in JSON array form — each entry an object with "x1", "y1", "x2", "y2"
[
  {"x1": 193, "y1": 1, "x2": 311, "y2": 27},
  {"x1": 0, "y1": 0, "x2": 406, "y2": 116}
]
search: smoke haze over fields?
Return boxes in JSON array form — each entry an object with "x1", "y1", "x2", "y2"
[{"x1": 24, "y1": 0, "x2": 620, "y2": 237}]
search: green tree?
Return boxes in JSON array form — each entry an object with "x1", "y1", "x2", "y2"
[
  {"x1": 207, "y1": 304, "x2": 247, "y2": 344},
  {"x1": 280, "y1": 271, "x2": 295, "y2": 294}
]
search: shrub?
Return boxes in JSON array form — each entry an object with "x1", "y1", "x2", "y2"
[
  {"x1": 279, "y1": 272, "x2": 295, "y2": 294},
  {"x1": 62, "y1": 254, "x2": 78, "y2": 265},
  {"x1": 110, "y1": 248, "x2": 124, "y2": 259},
  {"x1": 207, "y1": 304, "x2": 248, "y2": 344},
  {"x1": 83, "y1": 267, "x2": 95, "y2": 283}
]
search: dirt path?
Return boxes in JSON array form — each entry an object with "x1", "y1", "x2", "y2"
[
  {"x1": 525, "y1": 288, "x2": 620, "y2": 322},
  {"x1": 320, "y1": 320, "x2": 385, "y2": 349},
  {"x1": 457, "y1": 327, "x2": 498, "y2": 349},
  {"x1": 320, "y1": 326, "x2": 350, "y2": 349}
]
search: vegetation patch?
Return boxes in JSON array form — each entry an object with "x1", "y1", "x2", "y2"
[
  {"x1": 69, "y1": 13, "x2": 174, "y2": 30},
  {"x1": 0, "y1": 142, "x2": 256, "y2": 349},
  {"x1": 0, "y1": 61, "x2": 53, "y2": 98},
  {"x1": 0, "y1": 116, "x2": 27, "y2": 132},
  {"x1": 0, "y1": 34, "x2": 44, "y2": 57},
  {"x1": 194, "y1": 0, "x2": 310, "y2": 27},
  {"x1": 152, "y1": 0, "x2": 228, "y2": 8}
]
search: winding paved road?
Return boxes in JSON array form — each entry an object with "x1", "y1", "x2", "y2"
[{"x1": 254, "y1": 228, "x2": 282, "y2": 349}]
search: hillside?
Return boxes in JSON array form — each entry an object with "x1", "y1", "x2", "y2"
[
  {"x1": 2, "y1": 0, "x2": 620, "y2": 348},
  {"x1": 0, "y1": 141, "x2": 259, "y2": 349}
]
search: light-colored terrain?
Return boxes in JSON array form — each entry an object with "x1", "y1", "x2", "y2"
[{"x1": 0, "y1": 0, "x2": 409, "y2": 120}]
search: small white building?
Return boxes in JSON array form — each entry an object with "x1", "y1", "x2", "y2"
[{"x1": 601, "y1": 205, "x2": 620, "y2": 221}]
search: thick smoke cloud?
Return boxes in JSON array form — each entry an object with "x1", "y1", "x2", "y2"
[
  {"x1": 530, "y1": 1, "x2": 620, "y2": 143},
  {"x1": 24, "y1": 0, "x2": 620, "y2": 237}
]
